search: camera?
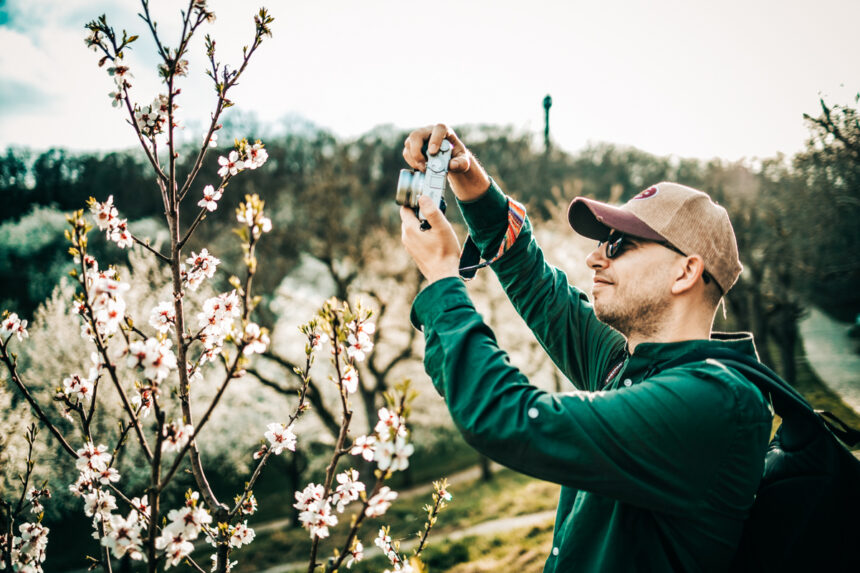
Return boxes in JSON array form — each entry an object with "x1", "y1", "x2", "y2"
[{"x1": 396, "y1": 139, "x2": 452, "y2": 228}]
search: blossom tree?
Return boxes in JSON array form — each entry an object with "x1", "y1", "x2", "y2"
[{"x1": 0, "y1": 2, "x2": 449, "y2": 572}]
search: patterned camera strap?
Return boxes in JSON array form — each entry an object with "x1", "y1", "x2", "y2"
[{"x1": 459, "y1": 197, "x2": 527, "y2": 280}]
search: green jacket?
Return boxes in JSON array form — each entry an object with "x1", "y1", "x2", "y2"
[{"x1": 410, "y1": 181, "x2": 773, "y2": 572}]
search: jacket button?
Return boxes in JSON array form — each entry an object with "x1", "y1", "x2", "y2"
[
  {"x1": 623, "y1": 378, "x2": 632, "y2": 387},
  {"x1": 528, "y1": 407, "x2": 539, "y2": 419},
  {"x1": 552, "y1": 547, "x2": 559, "y2": 556}
]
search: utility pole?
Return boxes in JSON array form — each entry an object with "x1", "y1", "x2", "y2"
[{"x1": 543, "y1": 94, "x2": 552, "y2": 153}]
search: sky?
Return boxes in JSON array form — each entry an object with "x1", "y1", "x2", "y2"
[{"x1": 1, "y1": 0, "x2": 858, "y2": 161}]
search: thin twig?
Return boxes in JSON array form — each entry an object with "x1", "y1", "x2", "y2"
[
  {"x1": 132, "y1": 233, "x2": 171, "y2": 263},
  {"x1": 0, "y1": 341, "x2": 77, "y2": 458}
]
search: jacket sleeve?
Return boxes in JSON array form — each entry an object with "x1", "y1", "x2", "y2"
[
  {"x1": 413, "y1": 278, "x2": 764, "y2": 515},
  {"x1": 457, "y1": 180, "x2": 625, "y2": 390}
]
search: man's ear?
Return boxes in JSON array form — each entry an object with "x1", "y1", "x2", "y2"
[{"x1": 670, "y1": 254, "x2": 706, "y2": 295}]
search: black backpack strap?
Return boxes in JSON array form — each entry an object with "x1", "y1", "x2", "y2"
[{"x1": 817, "y1": 410, "x2": 860, "y2": 447}]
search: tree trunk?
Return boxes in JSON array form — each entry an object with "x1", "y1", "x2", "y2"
[{"x1": 479, "y1": 455, "x2": 493, "y2": 482}]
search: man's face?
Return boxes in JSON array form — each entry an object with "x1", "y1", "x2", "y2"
[{"x1": 585, "y1": 231, "x2": 679, "y2": 338}]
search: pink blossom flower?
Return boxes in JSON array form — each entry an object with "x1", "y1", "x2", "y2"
[
  {"x1": 242, "y1": 322, "x2": 270, "y2": 356},
  {"x1": 264, "y1": 422, "x2": 296, "y2": 455},
  {"x1": 76, "y1": 442, "x2": 113, "y2": 474},
  {"x1": 298, "y1": 498, "x2": 337, "y2": 539},
  {"x1": 8, "y1": 521, "x2": 50, "y2": 569},
  {"x1": 293, "y1": 483, "x2": 325, "y2": 512},
  {"x1": 237, "y1": 493, "x2": 257, "y2": 516},
  {"x1": 341, "y1": 365, "x2": 359, "y2": 394},
  {"x1": 346, "y1": 332, "x2": 373, "y2": 362},
  {"x1": 63, "y1": 372, "x2": 95, "y2": 402},
  {"x1": 130, "y1": 496, "x2": 151, "y2": 520},
  {"x1": 349, "y1": 320, "x2": 375, "y2": 338},
  {"x1": 148, "y1": 301, "x2": 176, "y2": 334},
  {"x1": 109, "y1": 219, "x2": 134, "y2": 249},
  {"x1": 132, "y1": 386, "x2": 154, "y2": 419},
  {"x1": 83, "y1": 489, "x2": 117, "y2": 521},
  {"x1": 96, "y1": 467, "x2": 121, "y2": 486},
  {"x1": 332, "y1": 469, "x2": 365, "y2": 512},
  {"x1": 101, "y1": 513, "x2": 144, "y2": 560},
  {"x1": 350, "y1": 435, "x2": 376, "y2": 462},
  {"x1": 374, "y1": 435, "x2": 415, "y2": 472},
  {"x1": 374, "y1": 407, "x2": 404, "y2": 440},
  {"x1": 374, "y1": 527, "x2": 402, "y2": 566},
  {"x1": 90, "y1": 196, "x2": 118, "y2": 231},
  {"x1": 27, "y1": 488, "x2": 50, "y2": 515},
  {"x1": 127, "y1": 338, "x2": 177, "y2": 382},
  {"x1": 217, "y1": 151, "x2": 244, "y2": 177},
  {"x1": 197, "y1": 184, "x2": 223, "y2": 211},
  {"x1": 109, "y1": 90, "x2": 124, "y2": 108},
  {"x1": 365, "y1": 486, "x2": 397, "y2": 517},
  {"x1": 347, "y1": 541, "x2": 364, "y2": 568},
  {"x1": 1, "y1": 312, "x2": 28, "y2": 342},
  {"x1": 228, "y1": 521, "x2": 255, "y2": 548},
  {"x1": 183, "y1": 248, "x2": 220, "y2": 291},
  {"x1": 161, "y1": 422, "x2": 194, "y2": 453},
  {"x1": 245, "y1": 142, "x2": 268, "y2": 170}
]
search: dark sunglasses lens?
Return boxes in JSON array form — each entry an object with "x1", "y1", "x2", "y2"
[{"x1": 606, "y1": 233, "x2": 624, "y2": 258}]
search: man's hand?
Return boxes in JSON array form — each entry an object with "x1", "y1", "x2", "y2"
[
  {"x1": 400, "y1": 196, "x2": 462, "y2": 283},
  {"x1": 402, "y1": 124, "x2": 491, "y2": 202}
]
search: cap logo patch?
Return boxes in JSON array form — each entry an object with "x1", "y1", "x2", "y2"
[{"x1": 633, "y1": 186, "x2": 658, "y2": 200}]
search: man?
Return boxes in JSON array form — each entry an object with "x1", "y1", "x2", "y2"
[{"x1": 399, "y1": 124, "x2": 773, "y2": 572}]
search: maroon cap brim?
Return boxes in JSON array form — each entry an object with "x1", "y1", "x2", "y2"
[{"x1": 567, "y1": 197, "x2": 664, "y2": 242}]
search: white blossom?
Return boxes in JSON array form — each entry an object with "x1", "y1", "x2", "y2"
[
  {"x1": 332, "y1": 469, "x2": 365, "y2": 512},
  {"x1": 161, "y1": 422, "x2": 194, "y2": 453},
  {"x1": 148, "y1": 301, "x2": 176, "y2": 334},
  {"x1": 228, "y1": 521, "x2": 255, "y2": 548},
  {"x1": 217, "y1": 151, "x2": 244, "y2": 177},
  {"x1": 374, "y1": 435, "x2": 415, "y2": 472},
  {"x1": 350, "y1": 435, "x2": 376, "y2": 462},
  {"x1": 374, "y1": 407, "x2": 405, "y2": 441},
  {"x1": 101, "y1": 512, "x2": 144, "y2": 560},
  {"x1": 242, "y1": 322, "x2": 270, "y2": 356},
  {"x1": 63, "y1": 372, "x2": 95, "y2": 402},
  {"x1": 6, "y1": 522, "x2": 50, "y2": 572},
  {"x1": 264, "y1": 422, "x2": 296, "y2": 455},
  {"x1": 365, "y1": 486, "x2": 397, "y2": 518},
  {"x1": 1, "y1": 312, "x2": 29, "y2": 342},
  {"x1": 127, "y1": 337, "x2": 177, "y2": 382},
  {"x1": 83, "y1": 489, "x2": 117, "y2": 522},
  {"x1": 346, "y1": 541, "x2": 364, "y2": 568},
  {"x1": 183, "y1": 248, "x2": 220, "y2": 291},
  {"x1": 198, "y1": 184, "x2": 223, "y2": 211},
  {"x1": 297, "y1": 497, "x2": 337, "y2": 539},
  {"x1": 341, "y1": 365, "x2": 359, "y2": 394},
  {"x1": 346, "y1": 331, "x2": 373, "y2": 362},
  {"x1": 245, "y1": 142, "x2": 268, "y2": 169}
]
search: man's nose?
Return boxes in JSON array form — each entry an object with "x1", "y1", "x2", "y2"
[{"x1": 586, "y1": 244, "x2": 608, "y2": 270}]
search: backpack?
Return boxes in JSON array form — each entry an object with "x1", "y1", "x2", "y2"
[{"x1": 658, "y1": 348, "x2": 860, "y2": 571}]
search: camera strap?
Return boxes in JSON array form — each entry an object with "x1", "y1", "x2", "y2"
[{"x1": 459, "y1": 197, "x2": 526, "y2": 280}]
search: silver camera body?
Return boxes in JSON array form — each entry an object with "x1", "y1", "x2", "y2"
[{"x1": 396, "y1": 139, "x2": 452, "y2": 225}]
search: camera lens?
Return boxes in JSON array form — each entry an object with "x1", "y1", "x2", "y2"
[{"x1": 396, "y1": 170, "x2": 423, "y2": 207}]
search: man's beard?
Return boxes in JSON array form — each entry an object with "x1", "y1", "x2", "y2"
[{"x1": 594, "y1": 287, "x2": 671, "y2": 339}]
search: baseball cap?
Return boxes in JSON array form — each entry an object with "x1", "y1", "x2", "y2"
[{"x1": 567, "y1": 182, "x2": 743, "y2": 293}]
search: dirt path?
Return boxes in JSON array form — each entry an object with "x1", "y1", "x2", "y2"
[{"x1": 799, "y1": 308, "x2": 860, "y2": 415}]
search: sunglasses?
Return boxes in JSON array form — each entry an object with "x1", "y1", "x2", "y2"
[{"x1": 598, "y1": 231, "x2": 717, "y2": 288}]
